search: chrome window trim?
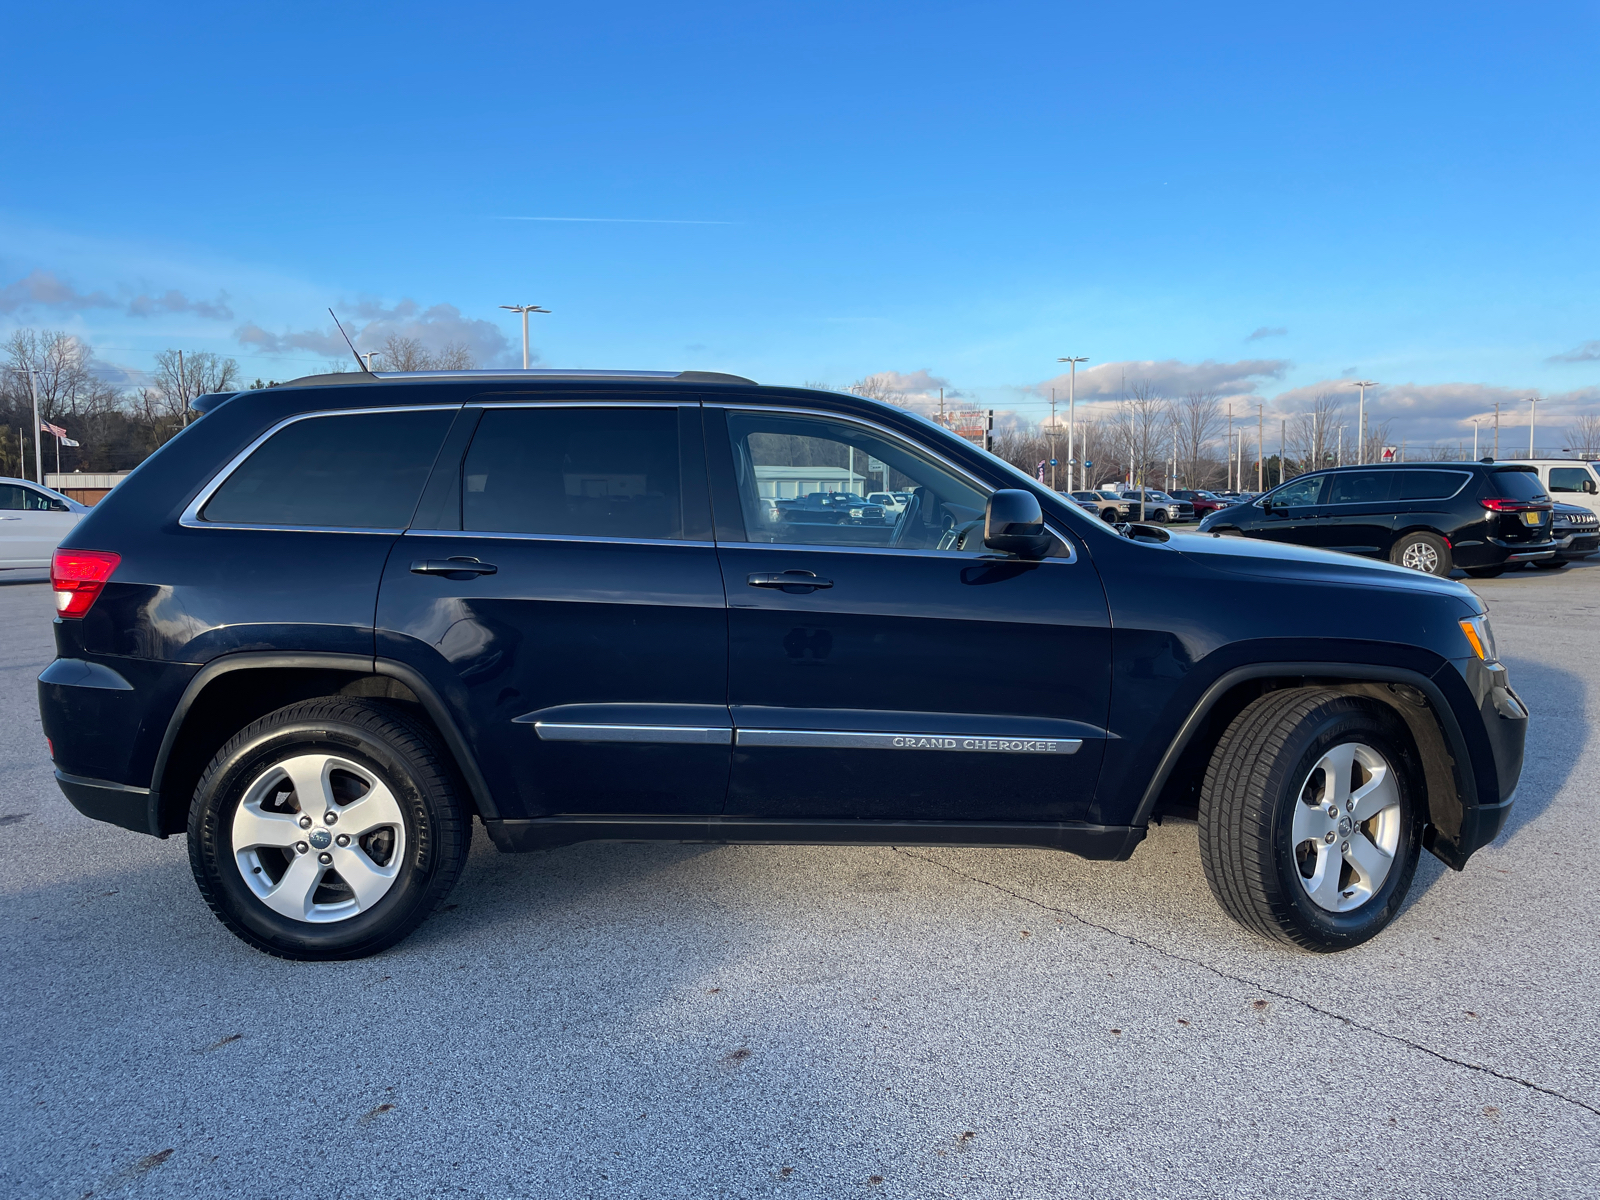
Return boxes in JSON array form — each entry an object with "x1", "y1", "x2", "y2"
[
  {"x1": 709, "y1": 404, "x2": 1077, "y2": 563},
  {"x1": 1321, "y1": 468, "x2": 1471, "y2": 507},
  {"x1": 466, "y1": 399, "x2": 691, "y2": 409},
  {"x1": 179, "y1": 404, "x2": 461, "y2": 531},
  {"x1": 405, "y1": 529, "x2": 715, "y2": 549},
  {"x1": 736, "y1": 729, "x2": 1083, "y2": 754},
  {"x1": 533, "y1": 722, "x2": 733, "y2": 745},
  {"x1": 722, "y1": 540, "x2": 1042, "y2": 564}
]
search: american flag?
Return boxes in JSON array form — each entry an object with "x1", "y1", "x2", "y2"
[{"x1": 40, "y1": 421, "x2": 80, "y2": 447}]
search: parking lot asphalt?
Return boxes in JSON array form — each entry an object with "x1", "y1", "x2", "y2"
[{"x1": 2, "y1": 561, "x2": 1597, "y2": 1200}]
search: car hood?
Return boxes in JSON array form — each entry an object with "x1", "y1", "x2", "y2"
[{"x1": 1170, "y1": 530, "x2": 1479, "y2": 606}]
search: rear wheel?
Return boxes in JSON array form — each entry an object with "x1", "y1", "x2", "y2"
[
  {"x1": 1390, "y1": 531, "x2": 1452, "y2": 577},
  {"x1": 188, "y1": 698, "x2": 471, "y2": 960},
  {"x1": 1198, "y1": 688, "x2": 1424, "y2": 952}
]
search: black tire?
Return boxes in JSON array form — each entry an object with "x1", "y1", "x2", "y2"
[
  {"x1": 1198, "y1": 688, "x2": 1424, "y2": 952},
  {"x1": 1151, "y1": 508, "x2": 1169, "y2": 524},
  {"x1": 1389, "y1": 531, "x2": 1452, "y2": 577},
  {"x1": 1532, "y1": 560, "x2": 1569, "y2": 570},
  {"x1": 188, "y1": 698, "x2": 471, "y2": 960},
  {"x1": 1465, "y1": 565, "x2": 1506, "y2": 578},
  {"x1": 1100, "y1": 508, "x2": 1119, "y2": 524}
]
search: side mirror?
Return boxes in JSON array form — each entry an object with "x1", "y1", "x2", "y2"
[
  {"x1": 984, "y1": 489, "x2": 1053, "y2": 559},
  {"x1": 1585, "y1": 479, "x2": 1598, "y2": 495},
  {"x1": 50, "y1": 500, "x2": 69, "y2": 512}
]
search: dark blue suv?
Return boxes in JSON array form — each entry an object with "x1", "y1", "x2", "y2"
[{"x1": 38, "y1": 370, "x2": 1528, "y2": 958}]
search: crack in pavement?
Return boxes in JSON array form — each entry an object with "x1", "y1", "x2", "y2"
[{"x1": 892, "y1": 847, "x2": 1600, "y2": 1120}]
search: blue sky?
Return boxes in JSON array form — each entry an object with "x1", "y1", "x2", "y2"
[{"x1": 2, "y1": 1, "x2": 1597, "y2": 447}]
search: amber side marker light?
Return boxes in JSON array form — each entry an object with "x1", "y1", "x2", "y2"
[
  {"x1": 1458, "y1": 614, "x2": 1497, "y2": 662},
  {"x1": 51, "y1": 550, "x2": 121, "y2": 617}
]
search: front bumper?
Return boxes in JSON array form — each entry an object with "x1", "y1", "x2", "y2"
[{"x1": 1426, "y1": 656, "x2": 1527, "y2": 868}]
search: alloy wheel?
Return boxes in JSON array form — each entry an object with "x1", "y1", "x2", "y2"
[
  {"x1": 1399, "y1": 541, "x2": 1440, "y2": 573},
  {"x1": 1290, "y1": 741, "x2": 1402, "y2": 913},
  {"x1": 230, "y1": 753, "x2": 407, "y2": 923}
]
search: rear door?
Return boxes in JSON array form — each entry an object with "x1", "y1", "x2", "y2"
[
  {"x1": 705, "y1": 404, "x2": 1111, "y2": 825},
  {"x1": 1315, "y1": 470, "x2": 1397, "y2": 555},
  {"x1": 376, "y1": 398, "x2": 730, "y2": 818}
]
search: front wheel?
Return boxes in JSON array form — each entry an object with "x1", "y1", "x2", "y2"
[
  {"x1": 188, "y1": 699, "x2": 471, "y2": 960},
  {"x1": 1198, "y1": 689, "x2": 1424, "y2": 952},
  {"x1": 1150, "y1": 508, "x2": 1169, "y2": 524}
]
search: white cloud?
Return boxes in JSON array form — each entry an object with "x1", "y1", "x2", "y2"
[
  {"x1": 1549, "y1": 339, "x2": 1600, "y2": 364},
  {"x1": 236, "y1": 298, "x2": 516, "y2": 367},
  {"x1": 1246, "y1": 326, "x2": 1288, "y2": 341},
  {"x1": 1031, "y1": 358, "x2": 1290, "y2": 405},
  {"x1": 0, "y1": 269, "x2": 233, "y2": 319}
]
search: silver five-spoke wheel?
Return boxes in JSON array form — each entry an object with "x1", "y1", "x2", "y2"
[
  {"x1": 1290, "y1": 741, "x2": 1401, "y2": 912},
  {"x1": 231, "y1": 753, "x2": 407, "y2": 924}
]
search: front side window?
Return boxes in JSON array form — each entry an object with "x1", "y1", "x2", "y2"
[
  {"x1": 0, "y1": 484, "x2": 57, "y2": 511},
  {"x1": 1549, "y1": 467, "x2": 1590, "y2": 493},
  {"x1": 202, "y1": 409, "x2": 454, "y2": 528},
  {"x1": 725, "y1": 411, "x2": 990, "y2": 551},
  {"x1": 462, "y1": 406, "x2": 683, "y2": 540},
  {"x1": 1269, "y1": 474, "x2": 1326, "y2": 507}
]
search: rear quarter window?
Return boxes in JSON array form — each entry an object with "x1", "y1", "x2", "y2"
[
  {"x1": 201, "y1": 408, "x2": 455, "y2": 528},
  {"x1": 1394, "y1": 470, "x2": 1468, "y2": 501}
]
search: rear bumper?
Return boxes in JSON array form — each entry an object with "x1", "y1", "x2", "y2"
[{"x1": 53, "y1": 769, "x2": 158, "y2": 835}]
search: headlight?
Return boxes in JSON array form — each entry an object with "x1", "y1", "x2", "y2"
[{"x1": 1458, "y1": 614, "x2": 1498, "y2": 663}]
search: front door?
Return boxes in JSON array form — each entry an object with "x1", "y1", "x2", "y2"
[
  {"x1": 705, "y1": 405, "x2": 1112, "y2": 825},
  {"x1": 1252, "y1": 472, "x2": 1327, "y2": 545},
  {"x1": 0, "y1": 482, "x2": 81, "y2": 568},
  {"x1": 376, "y1": 400, "x2": 730, "y2": 818}
]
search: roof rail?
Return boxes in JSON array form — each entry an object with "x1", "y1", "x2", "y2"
[{"x1": 271, "y1": 368, "x2": 757, "y2": 389}]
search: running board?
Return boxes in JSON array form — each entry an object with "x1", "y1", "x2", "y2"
[{"x1": 482, "y1": 816, "x2": 1145, "y2": 860}]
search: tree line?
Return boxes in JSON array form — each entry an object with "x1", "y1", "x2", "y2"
[{"x1": 0, "y1": 328, "x2": 477, "y2": 480}]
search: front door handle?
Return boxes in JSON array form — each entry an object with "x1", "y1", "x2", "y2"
[
  {"x1": 747, "y1": 570, "x2": 833, "y2": 592},
  {"x1": 410, "y1": 557, "x2": 498, "y2": 577}
]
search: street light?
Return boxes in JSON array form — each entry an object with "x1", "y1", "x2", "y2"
[
  {"x1": 1349, "y1": 380, "x2": 1378, "y2": 464},
  {"x1": 1057, "y1": 356, "x2": 1088, "y2": 491},
  {"x1": 499, "y1": 303, "x2": 551, "y2": 369},
  {"x1": 1524, "y1": 396, "x2": 1542, "y2": 458}
]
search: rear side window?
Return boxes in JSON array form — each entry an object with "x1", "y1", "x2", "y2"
[
  {"x1": 202, "y1": 409, "x2": 454, "y2": 528},
  {"x1": 462, "y1": 406, "x2": 683, "y2": 540},
  {"x1": 1549, "y1": 466, "x2": 1592, "y2": 493},
  {"x1": 1487, "y1": 468, "x2": 1550, "y2": 502},
  {"x1": 1326, "y1": 472, "x2": 1392, "y2": 504},
  {"x1": 1394, "y1": 470, "x2": 1468, "y2": 501}
]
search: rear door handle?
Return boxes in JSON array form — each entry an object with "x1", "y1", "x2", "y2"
[
  {"x1": 410, "y1": 557, "x2": 498, "y2": 577},
  {"x1": 747, "y1": 570, "x2": 833, "y2": 592}
]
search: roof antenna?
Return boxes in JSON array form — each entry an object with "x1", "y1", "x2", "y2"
[{"x1": 329, "y1": 308, "x2": 377, "y2": 378}]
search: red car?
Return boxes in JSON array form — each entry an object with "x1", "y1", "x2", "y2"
[{"x1": 1167, "y1": 489, "x2": 1228, "y2": 517}]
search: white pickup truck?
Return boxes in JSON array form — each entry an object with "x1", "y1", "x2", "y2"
[{"x1": 0, "y1": 478, "x2": 87, "y2": 569}]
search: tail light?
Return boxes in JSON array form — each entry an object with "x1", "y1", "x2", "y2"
[
  {"x1": 1480, "y1": 498, "x2": 1550, "y2": 513},
  {"x1": 51, "y1": 549, "x2": 121, "y2": 617}
]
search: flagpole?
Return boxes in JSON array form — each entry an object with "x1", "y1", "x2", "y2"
[{"x1": 28, "y1": 369, "x2": 42, "y2": 485}]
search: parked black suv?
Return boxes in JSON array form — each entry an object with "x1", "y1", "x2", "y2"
[
  {"x1": 39, "y1": 372, "x2": 1527, "y2": 959},
  {"x1": 1197, "y1": 461, "x2": 1556, "y2": 578}
]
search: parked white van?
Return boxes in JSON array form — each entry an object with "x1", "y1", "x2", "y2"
[{"x1": 1521, "y1": 460, "x2": 1600, "y2": 518}]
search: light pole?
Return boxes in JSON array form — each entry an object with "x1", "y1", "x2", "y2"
[
  {"x1": 1057, "y1": 356, "x2": 1088, "y2": 491},
  {"x1": 1525, "y1": 397, "x2": 1542, "y2": 458},
  {"x1": 1048, "y1": 388, "x2": 1057, "y2": 490},
  {"x1": 1349, "y1": 380, "x2": 1378, "y2": 465},
  {"x1": 1256, "y1": 402, "x2": 1265, "y2": 492},
  {"x1": 1471, "y1": 417, "x2": 1482, "y2": 460},
  {"x1": 499, "y1": 303, "x2": 551, "y2": 369}
]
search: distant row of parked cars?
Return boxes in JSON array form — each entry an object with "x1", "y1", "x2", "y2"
[{"x1": 1060, "y1": 460, "x2": 1600, "y2": 578}]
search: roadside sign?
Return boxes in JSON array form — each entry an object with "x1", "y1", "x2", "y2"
[{"x1": 1380, "y1": 446, "x2": 1397, "y2": 462}]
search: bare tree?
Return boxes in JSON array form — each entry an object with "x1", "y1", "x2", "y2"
[
  {"x1": 849, "y1": 374, "x2": 909, "y2": 407},
  {"x1": 377, "y1": 334, "x2": 476, "y2": 372},
  {"x1": 1109, "y1": 383, "x2": 1170, "y2": 492},
  {"x1": 1175, "y1": 390, "x2": 1222, "y2": 489},
  {"x1": 1287, "y1": 391, "x2": 1346, "y2": 478},
  {"x1": 1565, "y1": 414, "x2": 1600, "y2": 458}
]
